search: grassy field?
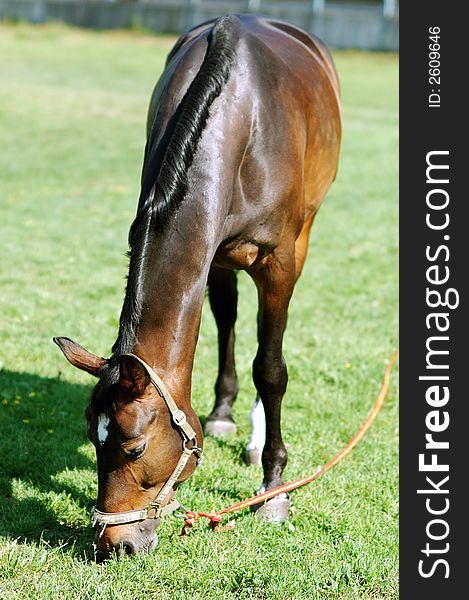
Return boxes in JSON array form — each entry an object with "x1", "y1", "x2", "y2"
[{"x1": 0, "y1": 23, "x2": 398, "y2": 599}]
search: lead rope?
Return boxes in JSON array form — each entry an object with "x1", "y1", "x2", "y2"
[{"x1": 180, "y1": 349, "x2": 399, "y2": 536}]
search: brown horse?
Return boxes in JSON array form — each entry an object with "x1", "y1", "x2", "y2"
[{"x1": 54, "y1": 14, "x2": 341, "y2": 556}]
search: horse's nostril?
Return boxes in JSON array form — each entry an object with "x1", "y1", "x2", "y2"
[{"x1": 117, "y1": 540, "x2": 137, "y2": 556}]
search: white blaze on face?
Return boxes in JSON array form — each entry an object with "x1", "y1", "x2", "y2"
[
  {"x1": 97, "y1": 413, "x2": 110, "y2": 445},
  {"x1": 246, "y1": 395, "x2": 265, "y2": 452}
]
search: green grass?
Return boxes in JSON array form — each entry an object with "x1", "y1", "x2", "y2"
[{"x1": 0, "y1": 23, "x2": 398, "y2": 599}]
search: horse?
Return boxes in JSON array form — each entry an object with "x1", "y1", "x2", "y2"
[{"x1": 54, "y1": 13, "x2": 341, "y2": 556}]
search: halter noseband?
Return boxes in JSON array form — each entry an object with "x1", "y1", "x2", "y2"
[{"x1": 91, "y1": 353, "x2": 203, "y2": 534}]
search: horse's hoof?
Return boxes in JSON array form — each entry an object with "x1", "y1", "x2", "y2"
[
  {"x1": 203, "y1": 419, "x2": 237, "y2": 438},
  {"x1": 244, "y1": 448, "x2": 262, "y2": 467},
  {"x1": 254, "y1": 494, "x2": 291, "y2": 523}
]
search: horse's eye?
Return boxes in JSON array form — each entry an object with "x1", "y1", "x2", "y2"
[{"x1": 124, "y1": 442, "x2": 146, "y2": 460}]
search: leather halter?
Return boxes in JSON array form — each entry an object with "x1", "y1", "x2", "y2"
[{"x1": 91, "y1": 353, "x2": 203, "y2": 533}]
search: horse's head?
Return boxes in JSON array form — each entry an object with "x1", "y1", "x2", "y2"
[{"x1": 53, "y1": 337, "x2": 202, "y2": 557}]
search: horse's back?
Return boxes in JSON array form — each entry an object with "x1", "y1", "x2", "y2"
[
  {"x1": 166, "y1": 15, "x2": 340, "y2": 109},
  {"x1": 146, "y1": 14, "x2": 341, "y2": 263},
  {"x1": 263, "y1": 18, "x2": 340, "y2": 97},
  {"x1": 167, "y1": 13, "x2": 341, "y2": 162}
]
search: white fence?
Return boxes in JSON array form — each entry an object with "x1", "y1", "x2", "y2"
[{"x1": 0, "y1": 0, "x2": 399, "y2": 50}]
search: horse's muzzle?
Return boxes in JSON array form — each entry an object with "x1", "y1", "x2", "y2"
[{"x1": 95, "y1": 518, "x2": 160, "y2": 559}]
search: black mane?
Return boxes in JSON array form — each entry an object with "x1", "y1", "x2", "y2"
[{"x1": 112, "y1": 15, "x2": 240, "y2": 357}]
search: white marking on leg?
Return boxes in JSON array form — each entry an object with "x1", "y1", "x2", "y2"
[
  {"x1": 97, "y1": 414, "x2": 110, "y2": 445},
  {"x1": 246, "y1": 395, "x2": 265, "y2": 452}
]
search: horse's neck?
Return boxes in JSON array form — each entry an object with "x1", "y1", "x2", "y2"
[
  {"x1": 125, "y1": 204, "x2": 220, "y2": 402},
  {"x1": 117, "y1": 107, "x2": 242, "y2": 396}
]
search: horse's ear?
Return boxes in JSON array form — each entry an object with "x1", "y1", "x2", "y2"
[
  {"x1": 53, "y1": 337, "x2": 107, "y2": 377},
  {"x1": 119, "y1": 355, "x2": 151, "y2": 396}
]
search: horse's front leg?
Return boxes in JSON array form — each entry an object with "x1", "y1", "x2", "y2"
[
  {"x1": 204, "y1": 266, "x2": 239, "y2": 437},
  {"x1": 248, "y1": 245, "x2": 296, "y2": 521}
]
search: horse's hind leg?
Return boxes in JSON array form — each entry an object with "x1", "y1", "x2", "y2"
[
  {"x1": 204, "y1": 266, "x2": 239, "y2": 437},
  {"x1": 248, "y1": 244, "x2": 297, "y2": 522}
]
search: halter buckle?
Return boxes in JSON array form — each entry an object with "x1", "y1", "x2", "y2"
[
  {"x1": 148, "y1": 498, "x2": 161, "y2": 510},
  {"x1": 172, "y1": 409, "x2": 187, "y2": 427}
]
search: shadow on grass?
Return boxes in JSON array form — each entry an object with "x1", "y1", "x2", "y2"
[
  {"x1": 0, "y1": 368, "x2": 96, "y2": 556},
  {"x1": 208, "y1": 434, "x2": 248, "y2": 461}
]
